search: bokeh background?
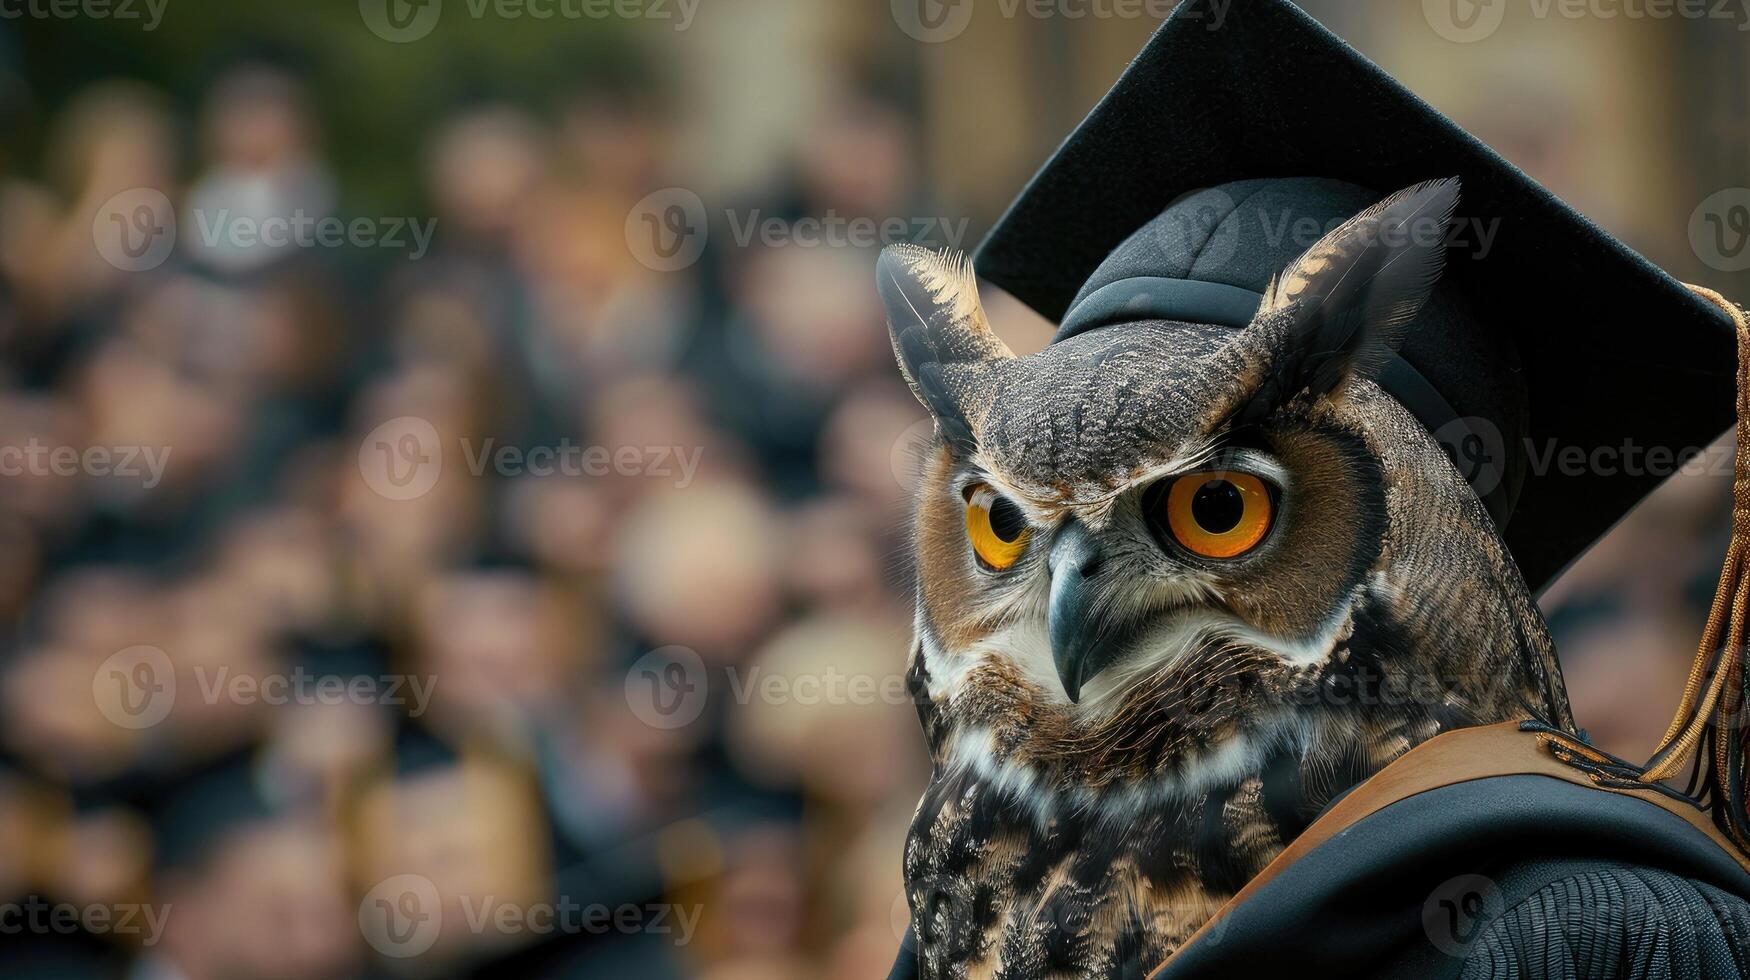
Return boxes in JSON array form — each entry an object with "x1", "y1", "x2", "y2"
[{"x1": 0, "y1": 1, "x2": 1745, "y2": 977}]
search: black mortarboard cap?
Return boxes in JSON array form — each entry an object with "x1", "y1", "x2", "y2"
[{"x1": 973, "y1": 0, "x2": 1737, "y2": 593}]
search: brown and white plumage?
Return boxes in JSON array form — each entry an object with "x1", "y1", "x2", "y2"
[{"x1": 881, "y1": 181, "x2": 1573, "y2": 979}]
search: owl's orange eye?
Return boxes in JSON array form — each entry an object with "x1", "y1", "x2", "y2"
[
  {"x1": 964, "y1": 483, "x2": 1031, "y2": 571},
  {"x1": 1159, "y1": 472, "x2": 1274, "y2": 559}
]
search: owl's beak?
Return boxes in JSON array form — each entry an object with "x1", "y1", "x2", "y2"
[{"x1": 1048, "y1": 522, "x2": 1123, "y2": 704}]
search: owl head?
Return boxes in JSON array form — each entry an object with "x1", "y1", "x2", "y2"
[{"x1": 882, "y1": 180, "x2": 1570, "y2": 791}]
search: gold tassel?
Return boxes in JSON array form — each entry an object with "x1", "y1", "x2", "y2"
[
  {"x1": 1533, "y1": 285, "x2": 1750, "y2": 853},
  {"x1": 1635, "y1": 284, "x2": 1750, "y2": 848}
]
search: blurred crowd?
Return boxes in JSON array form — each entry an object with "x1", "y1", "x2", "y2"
[
  {"x1": 0, "y1": 52, "x2": 960, "y2": 980},
  {"x1": 0, "y1": 15, "x2": 1736, "y2": 980}
]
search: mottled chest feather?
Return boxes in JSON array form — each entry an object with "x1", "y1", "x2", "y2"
[
  {"x1": 901, "y1": 737, "x2": 1355, "y2": 980},
  {"x1": 904, "y1": 653, "x2": 1398, "y2": 978}
]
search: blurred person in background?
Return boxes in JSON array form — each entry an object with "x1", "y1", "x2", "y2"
[
  {"x1": 142, "y1": 760, "x2": 359, "y2": 980},
  {"x1": 351, "y1": 733, "x2": 556, "y2": 976},
  {"x1": 611, "y1": 478, "x2": 784, "y2": 667},
  {"x1": 181, "y1": 62, "x2": 333, "y2": 280},
  {"x1": 0, "y1": 80, "x2": 178, "y2": 378},
  {"x1": 410, "y1": 560, "x2": 593, "y2": 754}
]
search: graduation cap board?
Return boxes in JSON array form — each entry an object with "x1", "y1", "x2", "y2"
[{"x1": 973, "y1": 0, "x2": 1738, "y2": 594}]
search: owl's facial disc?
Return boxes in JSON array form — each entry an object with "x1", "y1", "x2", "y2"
[{"x1": 891, "y1": 180, "x2": 1465, "y2": 706}]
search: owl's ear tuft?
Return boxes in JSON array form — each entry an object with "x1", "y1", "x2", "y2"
[
  {"x1": 877, "y1": 244, "x2": 1013, "y2": 454},
  {"x1": 1239, "y1": 178, "x2": 1459, "y2": 422}
]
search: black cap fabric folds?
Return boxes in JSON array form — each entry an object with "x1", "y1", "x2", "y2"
[
  {"x1": 973, "y1": 0, "x2": 1736, "y2": 593},
  {"x1": 1051, "y1": 176, "x2": 1529, "y2": 529}
]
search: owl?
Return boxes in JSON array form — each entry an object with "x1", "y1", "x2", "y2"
[{"x1": 882, "y1": 180, "x2": 1575, "y2": 979}]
